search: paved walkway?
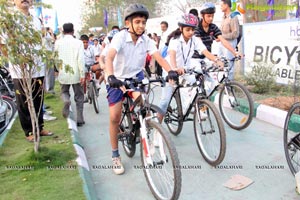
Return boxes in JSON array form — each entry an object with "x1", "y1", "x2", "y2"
[{"x1": 71, "y1": 87, "x2": 299, "y2": 200}]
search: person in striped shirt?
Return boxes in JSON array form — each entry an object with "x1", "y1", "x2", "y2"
[{"x1": 194, "y1": 2, "x2": 240, "y2": 61}]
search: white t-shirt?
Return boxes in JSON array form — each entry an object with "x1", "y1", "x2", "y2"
[
  {"x1": 158, "y1": 30, "x2": 170, "y2": 51},
  {"x1": 166, "y1": 35, "x2": 207, "y2": 68},
  {"x1": 109, "y1": 30, "x2": 157, "y2": 80},
  {"x1": 83, "y1": 46, "x2": 95, "y2": 66},
  {"x1": 93, "y1": 44, "x2": 101, "y2": 57}
]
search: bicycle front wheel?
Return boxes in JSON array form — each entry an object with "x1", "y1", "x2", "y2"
[
  {"x1": 219, "y1": 81, "x2": 254, "y2": 130},
  {"x1": 90, "y1": 82, "x2": 99, "y2": 114},
  {"x1": 284, "y1": 102, "x2": 300, "y2": 175},
  {"x1": 165, "y1": 91, "x2": 183, "y2": 136},
  {"x1": 194, "y1": 98, "x2": 226, "y2": 166},
  {"x1": 120, "y1": 98, "x2": 136, "y2": 157},
  {"x1": 141, "y1": 120, "x2": 182, "y2": 200}
]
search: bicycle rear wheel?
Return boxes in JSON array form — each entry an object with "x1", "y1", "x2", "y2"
[
  {"x1": 120, "y1": 98, "x2": 136, "y2": 157},
  {"x1": 165, "y1": 91, "x2": 183, "y2": 136},
  {"x1": 141, "y1": 120, "x2": 182, "y2": 200},
  {"x1": 219, "y1": 81, "x2": 254, "y2": 130},
  {"x1": 284, "y1": 102, "x2": 300, "y2": 175},
  {"x1": 90, "y1": 82, "x2": 99, "y2": 114},
  {"x1": 194, "y1": 98, "x2": 226, "y2": 166}
]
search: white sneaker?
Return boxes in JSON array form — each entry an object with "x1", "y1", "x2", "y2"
[
  {"x1": 45, "y1": 110, "x2": 53, "y2": 115},
  {"x1": 112, "y1": 156, "x2": 125, "y2": 175},
  {"x1": 43, "y1": 113, "x2": 57, "y2": 121}
]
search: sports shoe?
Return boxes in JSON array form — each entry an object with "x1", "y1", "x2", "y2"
[
  {"x1": 45, "y1": 110, "x2": 53, "y2": 115},
  {"x1": 43, "y1": 113, "x2": 57, "y2": 121},
  {"x1": 62, "y1": 100, "x2": 71, "y2": 118},
  {"x1": 112, "y1": 156, "x2": 125, "y2": 175}
]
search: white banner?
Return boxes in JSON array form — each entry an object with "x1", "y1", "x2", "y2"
[{"x1": 243, "y1": 19, "x2": 300, "y2": 84}]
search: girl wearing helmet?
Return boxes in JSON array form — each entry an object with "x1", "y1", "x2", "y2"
[
  {"x1": 156, "y1": 13, "x2": 224, "y2": 123},
  {"x1": 195, "y1": 3, "x2": 241, "y2": 61},
  {"x1": 104, "y1": 3, "x2": 179, "y2": 175}
]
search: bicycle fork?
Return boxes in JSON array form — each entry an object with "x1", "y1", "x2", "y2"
[{"x1": 140, "y1": 115, "x2": 167, "y2": 166}]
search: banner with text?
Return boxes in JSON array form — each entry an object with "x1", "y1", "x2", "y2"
[{"x1": 243, "y1": 19, "x2": 300, "y2": 85}]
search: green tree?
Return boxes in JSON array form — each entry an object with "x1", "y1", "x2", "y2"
[
  {"x1": 0, "y1": 0, "x2": 61, "y2": 152},
  {"x1": 80, "y1": 0, "x2": 169, "y2": 34}
]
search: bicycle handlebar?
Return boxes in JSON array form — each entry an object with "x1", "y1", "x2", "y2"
[{"x1": 123, "y1": 76, "x2": 165, "y2": 89}]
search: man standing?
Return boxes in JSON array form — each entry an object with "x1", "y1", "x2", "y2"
[
  {"x1": 43, "y1": 27, "x2": 56, "y2": 94},
  {"x1": 55, "y1": 23, "x2": 85, "y2": 126},
  {"x1": 157, "y1": 21, "x2": 169, "y2": 76},
  {"x1": 0, "y1": 0, "x2": 53, "y2": 142},
  {"x1": 219, "y1": 0, "x2": 240, "y2": 80}
]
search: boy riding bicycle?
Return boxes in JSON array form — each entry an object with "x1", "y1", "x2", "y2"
[{"x1": 105, "y1": 3, "x2": 179, "y2": 175}]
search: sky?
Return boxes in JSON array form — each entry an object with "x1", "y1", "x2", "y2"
[{"x1": 42, "y1": 0, "x2": 84, "y2": 31}]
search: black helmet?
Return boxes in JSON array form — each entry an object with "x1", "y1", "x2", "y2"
[
  {"x1": 200, "y1": 2, "x2": 216, "y2": 14},
  {"x1": 124, "y1": 3, "x2": 149, "y2": 20}
]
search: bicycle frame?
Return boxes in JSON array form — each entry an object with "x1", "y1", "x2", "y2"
[{"x1": 120, "y1": 79, "x2": 167, "y2": 166}]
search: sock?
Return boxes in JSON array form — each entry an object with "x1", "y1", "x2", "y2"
[{"x1": 112, "y1": 149, "x2": 120, "y2": 158}]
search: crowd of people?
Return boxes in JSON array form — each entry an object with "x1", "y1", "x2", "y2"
[{"x1": 0, "y1": 0, "x2": 242, "y2": 173}]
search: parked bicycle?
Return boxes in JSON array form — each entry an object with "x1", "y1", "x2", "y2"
[
  {"x1": 155, "y1": 63, "x2": 226, "y2": 166},
  {"x1": 202, "y1": 56, "x2": 254, "y2": 130},
  {"x1": 85, "y1": 63, "x2": 100, "y2": 114},
  {"x1": 0, "y1": 67, "x2": 17, "y2": 124},
  {"x1": 118, "y1": 77, "x2": 182, "y2": 200},
  {"x1": 283, "y1": 102, "x2": 300, "y2": 175}
]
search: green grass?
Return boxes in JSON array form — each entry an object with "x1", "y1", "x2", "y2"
[{"x1": 0, "y1": 83, "x2": 86, "y2": 200}]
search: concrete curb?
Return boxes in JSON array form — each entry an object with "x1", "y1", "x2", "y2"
[
  {"x1": 67, "y1": 109, "x2": 98, "y2": 200},
  {"x1": 212, "y1": 93, "x2": 288, "y2": 129}
]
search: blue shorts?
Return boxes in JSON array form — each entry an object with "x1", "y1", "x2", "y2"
[{"x1": 106, "y1": 71, "x2": 144, "y2": 106}]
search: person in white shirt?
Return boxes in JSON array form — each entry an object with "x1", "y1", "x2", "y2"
[
  {"x1": 155, "y1": 21, "x2": 170, "y2": 76},
  {"x1": 92, "y1": 38, "x2": 101, "y2": 58},
  {"x1": 157, "y1": 13, "x2": 224, "y2": 122},
  {"x1": 105, "y1": 3, "x2": 179, "y2": 175},
  {"x1": 43, "y1": 27, "x2": 56, "y2": 94},
  {"x1": 55, "y1": 23, "x2": 85, "y2": 126}
]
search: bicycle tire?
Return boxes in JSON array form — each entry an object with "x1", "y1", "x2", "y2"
[
  {"x1": 219, "y1": 81, "x2": 254, "y2": 130},
  {"x1": 2, "y1": 96, "x2": 16, "y2": 123},
  {"x1": 284, "y1": 102, "x2": 300, "y2": 175},
  {"x1": 165, "y1": 90, "x2": 183, "y2": 136},
  {"x1": 140, "y1": 119, "x2": 182, "y2": 200},
  {"x1": 194, "y1": 98, "x2": 226, "y2": 166},
  {"x1": 90, "y1": 82, "x2": 99, "y2": 114},
  {"x1": 120, "y1": 98, "x2": 136, "y2": 157}
]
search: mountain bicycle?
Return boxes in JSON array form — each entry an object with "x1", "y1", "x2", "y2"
[
  {"x1": 203, "y1": 56, "x2": 254, "y2": 130},
  {"x1": 85, "y1": 63, "x2": 100, "y2": 114},
  {"x1": 118, "y1": 77, "x2": 182, "y2": 200},
  {"x1": 157, "y1": 64, "x2": 226, "y2": 166},
  {"x1": 283, "y1": 102, "x2": 300, "y2": 175}
]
